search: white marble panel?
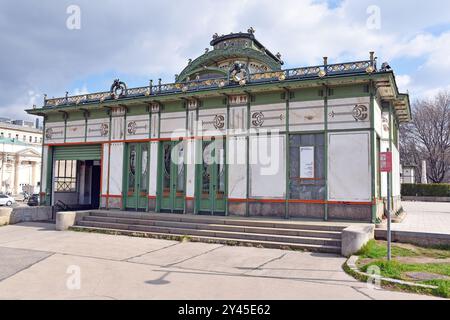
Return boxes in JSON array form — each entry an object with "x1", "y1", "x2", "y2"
[
  {"x1": 198, "y1": 108, "x2": 227, "y2": 136},
  {"x1": 101, "y1": 143, "x2": 109, "y2": 195},
  {"x1": 289, "y1": 100, "x2": 324, "y2": 132},
  {"x1": 328, "y1": 131, "x2": 371, "y2": 202},
  {"x1": 86, "y1": 118, "x2": 110, "y2": 142},
  {"x1": 109, "y1": 142, "x2": 124, "y2": 195},
  {"x1": 229, "y1": 106, "x2": 247, "y2": 132},
  {"x1": 149, "y1": 141, "x2": 158, "y2": 196},
  {"x1": 111, "y1": 116, "x2": 125, "y2": 141},
  {"x1": 249, "y1": 134, "x2": 286, "y2": 198},
  {"x1": 160, "y1": 112, "x2": 186, "y2": 139},
  {"x1": 44, "y1": 122, "x2": 65, "y2": 144},
  {"x1": 327, "y1": 97, "x2": 370, "y2": 130},
  {"x1": 125, "y1": 114, "x2": 150, "y2": 140},
  {"x1": 65, "y1": 120, "x2": 85, "y2": 142},
  {"x1": 228, "y1": 136, "x2": 247, "y2": 199},
  {"x1": 250, "y1": 103, "x2": 286, "y2": 131}
]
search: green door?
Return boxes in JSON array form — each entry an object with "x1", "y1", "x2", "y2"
[
  {"x1": 199, "y1": 138, "x2": 226, "y2": 215},
  {"x1": 160, "y1": 140, "x2": 185, "y2": 213},
  {"x1": 125, "y1": 142, "x2": 149, "y2": 211}
]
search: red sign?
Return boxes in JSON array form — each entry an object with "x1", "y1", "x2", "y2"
[{"x1": 380, "y1": 152, "x2": 392, "y2": 172}]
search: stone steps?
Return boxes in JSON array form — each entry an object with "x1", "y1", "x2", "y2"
[
  {"x1": 83, "y1": 215, "x2": 342, "y2": 239},
  {"x1": 70, "y1": 226, "x2": 341, "y2": 254},
  {"x1": 90, "y1": 210, "x2": 347, "y2": 232},
  {"x1": 73, "y1": 211, "x2": 345, "y2": 253}
]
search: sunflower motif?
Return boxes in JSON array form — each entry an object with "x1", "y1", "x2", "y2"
[
  {"x1": 352, "y1": 105, "x2": 368, "y2": 121},
  {"x1": 45, "y1": 128, "x2": 53, "y2": 139},
  {"x1": 100, "y1": 123, "x2": 109, "y2": 136},
  {"x1": 127, "y1": 121, "x2": 137, "y2": 135}
]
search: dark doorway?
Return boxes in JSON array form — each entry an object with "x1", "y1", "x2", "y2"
[{"x1": 91, "y1": 164, "x2": 101, "y2": 209}]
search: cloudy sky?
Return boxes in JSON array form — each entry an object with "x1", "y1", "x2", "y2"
[{"x1": 1, "y1": 0, "x2": 449, "y2": 121}]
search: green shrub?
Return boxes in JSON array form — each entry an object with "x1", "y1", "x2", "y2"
[{"x1": 401, "y1": 183, "x2": 450, "y2": 197}]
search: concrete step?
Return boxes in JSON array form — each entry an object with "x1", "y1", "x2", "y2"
[
  {"x1": 69, "y1": 225, "x2": 342, "y2": 254},
  {"x1": 76, "y1": 220, "x2": 341, "y2": 247},
  {"x1": 89, "y1": 210, "x2": 347, "y2": 232},
  {"x1": 83, "y1": 215, "x2": 342, "y2": 239}
]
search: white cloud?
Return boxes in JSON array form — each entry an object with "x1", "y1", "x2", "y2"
[
  {"x1": 396, "y1": 75, "x2": 412, "y2": 93},
  {"x1": 1, "y1": 0, "x2": 450, "y2": 119}
]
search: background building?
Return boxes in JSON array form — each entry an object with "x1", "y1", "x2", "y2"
[
  {"x1": 0, "y1": 121, "x2": 42, "y2": 195},
  {"x1": 401, "y1": 165, "x2": 416, "y2": 184}
]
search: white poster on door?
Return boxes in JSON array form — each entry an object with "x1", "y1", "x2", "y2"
[{"x1": 300, "y1": 146, "x2": 314, "y2": 179}]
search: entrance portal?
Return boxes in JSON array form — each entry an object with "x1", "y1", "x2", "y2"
[
  {"x1": 124, "y1": 142, "x2": 149, "y2": 211},
  {"x1": 198, "y1": 138, "x2": 226, "y2": 215},
  {"x1": 159, "y1": 140, "x2": 185, "y2": 213}
]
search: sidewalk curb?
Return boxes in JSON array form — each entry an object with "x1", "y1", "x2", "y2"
[{"x1": 345, "y1": 255, "x2": 438, "y2": 290}]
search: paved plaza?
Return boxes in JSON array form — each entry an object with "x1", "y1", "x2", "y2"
[
  {"x1": 393, "y1": 201, "x2": 450, "y2": 235},
  {"x1": 0, "y1": 222, "x2": 440, "y2": 300}
]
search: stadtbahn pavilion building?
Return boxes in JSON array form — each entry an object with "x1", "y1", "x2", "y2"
[{"x1": 27, "y1": 30, "x2": 411, "y2": 223}]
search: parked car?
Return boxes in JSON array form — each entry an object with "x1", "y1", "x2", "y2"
[
  {"x1": 0, "y1": 194, "x2": 15, "y2": 206},
  {"x1": 27, "y1": 194, "x2": 40, "y2": 207}
]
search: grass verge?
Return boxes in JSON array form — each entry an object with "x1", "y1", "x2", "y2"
[{"x1": 346, "y1": 240, "x2": 450, "y2": 298}]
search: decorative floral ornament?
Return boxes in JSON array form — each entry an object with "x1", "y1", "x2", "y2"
[
  {"x1": 229, "y1": 62, "x2": 248, "y2": 84},
  {"x1": 45, "y1": 128, "x2": 53, "y2": 139},
  {"x1": 213, "y1": 115, "x2": 225, "y2": 129},
  {"x1": 110, "y1": 79, "x2": 127, "y2": 99},
  {"x1": 100, "y1": 123, "x2": 109, "y2": 137},
  {"x1": 251, "y1": 111, "x2": 265, "y2": 127},
  {"x1": 352, "y1": 105, "x2": 369, "y2": 121},
  {"x1": 366, "y1": 66, "x2": 375, "y2": 74},
  {"x1": 127, "y1": 121, "x2": 137, "y2": 135}
]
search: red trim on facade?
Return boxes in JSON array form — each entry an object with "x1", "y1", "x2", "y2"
[
  {"x1": 288, "y1": 199, "x2": 326, "y2": 204},
  {"x1": 327, "y1": 200, "x2": 373, "y2": 206},
  {"x1": 228, "y1": 198, "x2": 248, "y2": 203},
  {"x1": 185, "y1": 196, "x2": 195, "y2": 200},
  {"x1": 148, "y1": 195, "x2": 157, "y2": 199},
  {"x1": 228, "y1": 198, "x2": 373, "y2": 206},
  {"x1": 44, "y1": 141, "x2": 105, "y2": 146},
  {"x1": 248, "y1": 198, "x2": 285, "y2": 203},
  {"x1": 101, "y1": 194, "x2": 122, "y2": 198}
]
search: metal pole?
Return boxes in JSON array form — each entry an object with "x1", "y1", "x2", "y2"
[{"x1": 387, "y1": 148, "x2": 391, "y2": 261}]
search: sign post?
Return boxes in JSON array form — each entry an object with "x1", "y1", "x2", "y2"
[{"x1": 380, "y1": 150, "x2": 393, "y2": 261}]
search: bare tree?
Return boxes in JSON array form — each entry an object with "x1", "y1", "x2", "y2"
[{"x1": 400, "y1": 91, "x2": 450, "y2": 183}]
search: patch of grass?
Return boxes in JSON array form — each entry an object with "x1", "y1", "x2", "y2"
[
  {"x1": 347, "y1": 240, "x2": 450, "y2": 298},
  {"x1": 422, "y1": 279, "x2": 450, "y2": 298},
  {"x1": 356, "y1": 240, "x2": 417, "y2": 259},
  {"x1": 358, "y1": 259, "x2": 450, "y2": 298},
  {"x1": 342, "y1": 261, "x2": 436, "y2": 297},
  {"x1": 361, "y1": 260, "x2": 450, "y2": 278}
]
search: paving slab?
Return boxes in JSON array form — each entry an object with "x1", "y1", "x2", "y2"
[
  {"x1": 173, "y1": 245, "x2": 288, "y2": 274},
  {"x1": 128, "y1": 242, "x2": 223, "y2": 266},
  {"x1": 0, "y1": 247, "x2": 52, "y2": 281},
  {"x1": 245, "y1": 251, "x2": 355, "y2": 284},
  {"x1": 0, "y1": 223, "x2": 178, "y2": 261},
  {"x1": 392, "y1": 202, "x2": 450, "y2": 235}
]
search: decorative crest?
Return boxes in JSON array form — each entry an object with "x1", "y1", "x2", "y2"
[{"x1": 110, "y1": 79, "x2": 127, "y2": 98}]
